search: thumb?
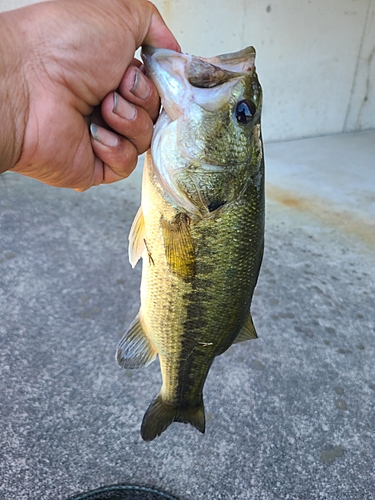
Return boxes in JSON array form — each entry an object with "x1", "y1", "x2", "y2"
[{"x1": 142, "y1": 4, "x2": 181, "y2": 51}]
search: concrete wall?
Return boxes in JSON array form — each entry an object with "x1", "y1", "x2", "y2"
[{"x1": 1, "y1": 0, "x2": 374, "y2": 142}]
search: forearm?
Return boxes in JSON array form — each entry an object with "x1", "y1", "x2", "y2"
[{"x1": 0, "y1": 11, "x2": 28, "y2": 174}]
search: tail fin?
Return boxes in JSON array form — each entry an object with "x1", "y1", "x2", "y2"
[{"x1": 141, "y1": 394, "x2": 205, "y2": 441}]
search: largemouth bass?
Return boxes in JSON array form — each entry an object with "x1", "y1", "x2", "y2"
[{"x1": 117, "y1": 46, "x2": 264, "y2": 441}]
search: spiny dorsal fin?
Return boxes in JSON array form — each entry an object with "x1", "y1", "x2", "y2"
[
  {"x1": 161, "y1": 213, "x2": 195, "y2": 281},
  {"x1": 141, "y1": 393, "x2": 205, "y2": 441},
  {"x1": 128, "y1": 206, "x2": 145, "y2": 268},
  {"x1": 234, "y1": 314, "x2": 258, "y2": 343},
  {"x1": 116, "y1": 313, "x2": 157, "y2": 369}
]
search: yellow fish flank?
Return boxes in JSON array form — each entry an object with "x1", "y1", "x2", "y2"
[{"x1": 117, "y1": 46, "x2": 264, "y2": 441}]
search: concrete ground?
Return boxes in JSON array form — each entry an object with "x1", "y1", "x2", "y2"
[{"x1": 0, "y1": 130, "x2": 374, "y2": 500}]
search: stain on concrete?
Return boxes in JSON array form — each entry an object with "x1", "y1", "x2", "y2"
[
  {"x1": 320, "y1": 446, "x2": 345, "y2": 464},
  {"x1": 80, "y1": 295, "x2": 90, "y2": 304},
  {"x1": 338, "y1": 348, "x2": 352, "y2": 355},
  {"x1": 335, "y1": 399, "x2": 348, "y2": 411},
  {"x1": 266, "y1": 183, "x2": 375, "y2": 247},
  {"x1": 325, "y1": 326, "x2": 336, "y2": 334},
  {"x1": 206, "y1": 411, "x2": 216, "y2": 423},
  {"x1": 252, "y1": 360, "x2": 265, "y2": 370},
  {"x1": 79, "y1": 307, "x2": 102, "y2": 319},
  {"x1": 271, "y1": 312, "x2": 295, "y2": 320}
]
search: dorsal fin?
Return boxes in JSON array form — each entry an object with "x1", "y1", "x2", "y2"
[
  {"x1": 116, "y1": 313, "x2": 157, "y2": 369},
  {"x1": 234, "y1": 314, "x2": 258, "y2": 343},
  {"x1": 128, "y1": 207, "x2": 145, "y2": 268}
]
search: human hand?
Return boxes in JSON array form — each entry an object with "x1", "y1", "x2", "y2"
[{"x1": 0, "y1": 0, "x2": 180, "y2": 190}]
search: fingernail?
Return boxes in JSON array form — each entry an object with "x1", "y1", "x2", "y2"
[
  {"x1": 131, "y1": 68, "x2": 151, "y2": 99},
  {"x1": 90, "y1": 123, "x2": 118, "y2": 147},
  {"x1": 113, "y1": 92, "x2": 137, "y2": 120}
]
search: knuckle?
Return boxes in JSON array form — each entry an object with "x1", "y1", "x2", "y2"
[
  {"x1": 121, "y1": 141, "x2": 138, "y2": 169},
  {"x1": 142, "y1": 116, "x2": 154, "y2": 138}
]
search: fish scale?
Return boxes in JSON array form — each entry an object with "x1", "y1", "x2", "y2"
[{"x1": 117, "y1": 46, "x2": 264, "y2": 441}]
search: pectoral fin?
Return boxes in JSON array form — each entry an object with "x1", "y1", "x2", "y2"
[
  {"x1": 161, "y1": 213, "x2": 195, "y2": 281},
  {"x1": 116, "y1": 313, "x2": 157, "y2": 369},
  {"x1": 128, "y1": 207, "x2": 145, "y2": 268},
  {"x1": 234, "y1": 314, "x2": 258, "y2": 343}
]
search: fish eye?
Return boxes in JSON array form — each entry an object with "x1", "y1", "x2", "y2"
[{"x1": 235, "y1": 99, "x2": 256, "y2": 125}]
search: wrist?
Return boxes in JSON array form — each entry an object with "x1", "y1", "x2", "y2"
[{"x1": 0, "y1": 11, "x2": 29, "y2": 174}]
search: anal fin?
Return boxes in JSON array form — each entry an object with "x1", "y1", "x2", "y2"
[
  {"x1": 234, "y1": 314, "x2": 258, "y2": 343},
  {"x1": 116, "y1": 313, "x2": 157, "y2": 369}
]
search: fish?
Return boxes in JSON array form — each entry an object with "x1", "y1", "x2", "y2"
[{"x1": 116, "y1": 45, "x2": 264, "y2": 441}]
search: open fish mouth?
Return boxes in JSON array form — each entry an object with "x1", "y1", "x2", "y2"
[
  {"x1": 141, "y1": 46, "x2": 262, "y2": 216},
  {"x1": 142, "y1": 46, "x2": 257, "y2": 120}
]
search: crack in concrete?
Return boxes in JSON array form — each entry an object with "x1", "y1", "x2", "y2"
[{"x1": 343, "y1": 0, "x2": 373, "y2": 131}]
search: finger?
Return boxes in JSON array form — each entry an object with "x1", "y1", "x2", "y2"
[
  {"x1": 100, "y1": 91, "x2": 154, "y2": 154},
  {"x1": 92, "y1": 157, "x2": 129, "y2": 186},
  {"x1": 130, "y1": 57, "x2": 142, "y2": 68},
  {"x1": 89, "y1": 124, "x2": 138, "y2": 183},
  {"x1": 143, "y1": 4, "x2": 181, "y2": 52},
  {"x1": 118, "y1": 65, "x2": 160, "y2": 122}
]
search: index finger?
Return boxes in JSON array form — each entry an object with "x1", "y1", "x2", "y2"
[{"x1": 118, "y1": 65, "x2": 161, "y2": 122}]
